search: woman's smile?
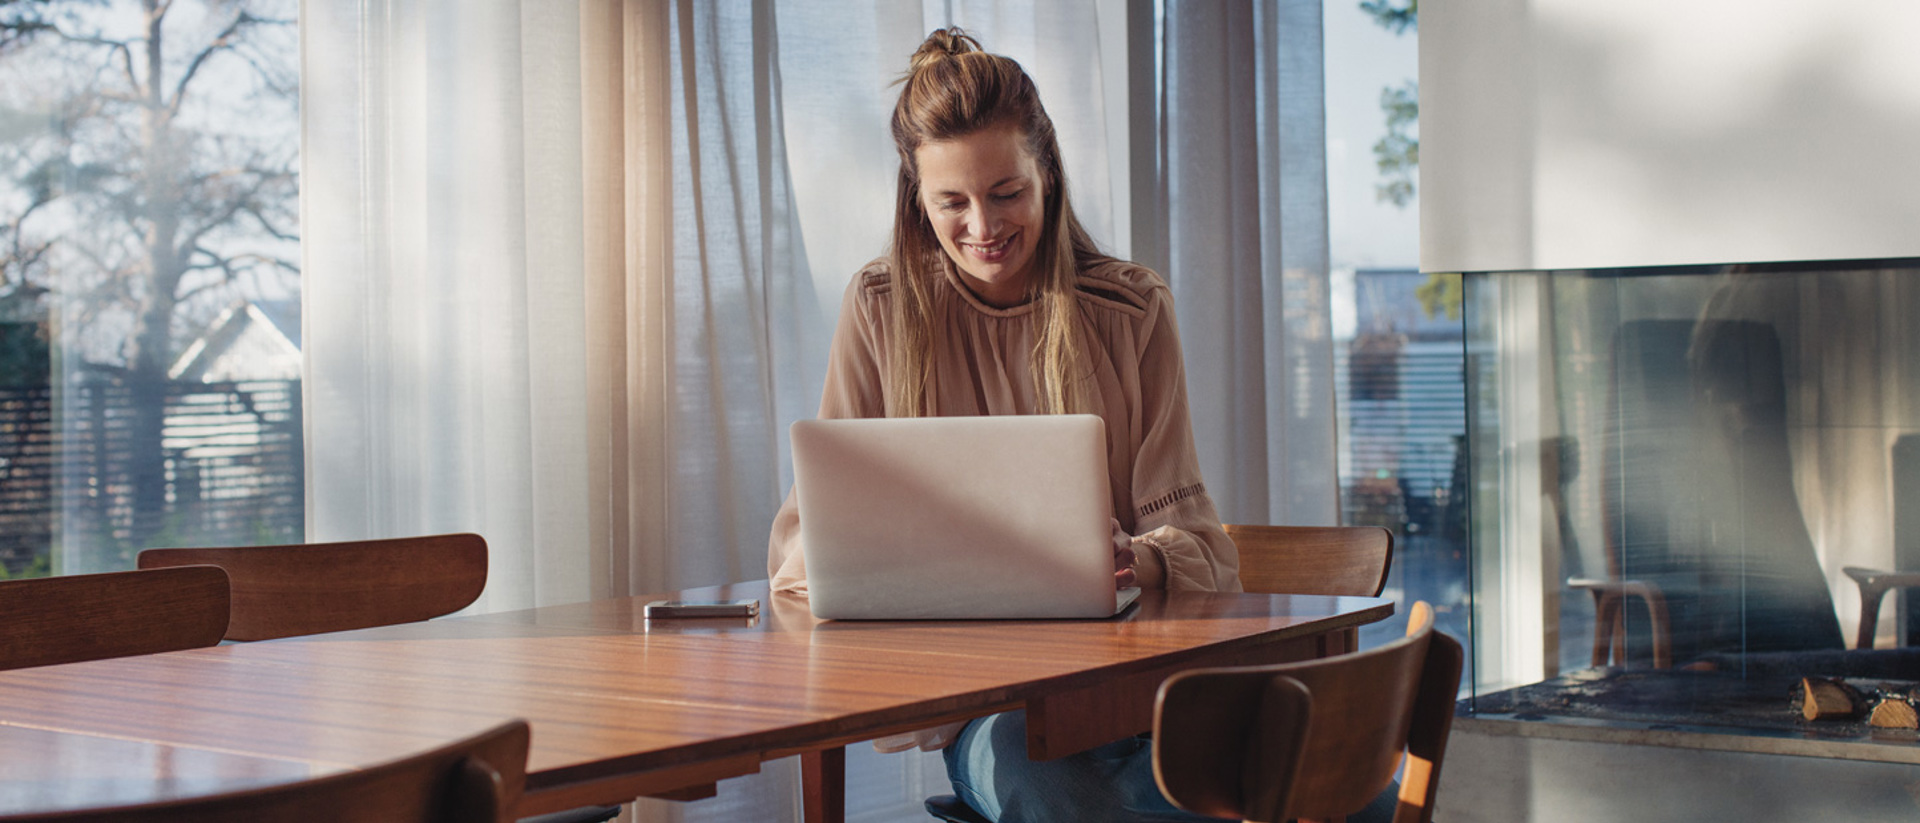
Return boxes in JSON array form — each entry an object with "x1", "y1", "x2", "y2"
[{"x1": 964, "y1": 233, "x2": 1016, "y2": 261}]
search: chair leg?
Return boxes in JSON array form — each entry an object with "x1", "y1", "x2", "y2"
[
  {"x1": 1858, "y1": 582, "x2": 1891, "y2": 650},
  {"x1": 1611, "y1": 608, "x2": 1628, "y2": 667},
  {"x1": 1636, "y1": 585, "x2": 1672, "y2": 669},
  {"x1": 1588, "y1": 590, "x2": 1620, "y2": 667}
]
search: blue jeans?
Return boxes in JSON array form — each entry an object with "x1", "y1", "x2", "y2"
[{"x1": 943, "y1": 710, "x2": 1399, "y2": 823}]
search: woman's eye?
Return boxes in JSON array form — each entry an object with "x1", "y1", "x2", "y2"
[
  {"x1": 993, "y1": 190, "x2": 1024, "y2": 202},
  {"x1": 939, "y1": 200, "x2": 966, "y2": 213}
]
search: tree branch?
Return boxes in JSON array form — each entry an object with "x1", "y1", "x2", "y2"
[
  {"x1": 43, "y1": 27, "x2": 142, "y2": 90},
  {"x1": 244, "y1": 204, "x2": 298, "y2": 242},
  {"x1": 176, "y1": 275, "x2": 234, "y2": 305},
  {"x1": 180, "y1": 176, "x2": 274, "y2": 251},
  {"x1": 169, "y1": 11, "x2": 259, "y2": 116}
]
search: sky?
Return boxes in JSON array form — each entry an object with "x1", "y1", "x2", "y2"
[{"x1": 1323, "y1": 1, "x2": 1420, "y2": 272}]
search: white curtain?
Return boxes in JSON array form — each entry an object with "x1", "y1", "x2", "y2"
[
  {"x1": 301, "y1": 0, "x2": 1327, "y2": 817},
  {"x1": 302, "y1": 0, "x2": 825, "y2": 614},
  {"x1": 301, "y1": 0, "x2": 598, "y2": 611},
  {"x1": 1151, "y1": 0, "x2": 1337, "y2": 527}
]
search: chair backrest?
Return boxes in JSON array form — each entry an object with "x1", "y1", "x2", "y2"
[
  {"x1": 1224, "y1": 524, "x2": 1393, "y2": 597},
  {"x1": 0, "y1": 566, "x2": 230, "y2": 671},
  {"x1": 2, "y1": 719, "x2": 529, "y2": 823},
  {"x1": 1153, "y1": 601, "x2": 1463, "y2": 823},
  {"x1": 137, "y1": 533, "x2": 487, "y2": 641},
  {"x1": 1601, "y1": 319, "x2": 1842, "y2": 660}
]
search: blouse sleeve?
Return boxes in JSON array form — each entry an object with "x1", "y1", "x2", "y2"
[
  {"x1": 768, "y1": 271, "x2": 889, "y2": 594},
  {"x1": 1126, "y1": 286, "x2": 1242, "y2": 592}
]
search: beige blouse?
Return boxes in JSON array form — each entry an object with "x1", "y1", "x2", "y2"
[{"x1": 767, "y1": 257, "x2": 1241, "y2": 596}]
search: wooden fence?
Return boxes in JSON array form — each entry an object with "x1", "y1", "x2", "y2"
[{"x1": 0, "y1": 374, "x2": 302, "y2": 577}]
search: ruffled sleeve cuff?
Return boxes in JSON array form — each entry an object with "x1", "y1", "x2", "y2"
[{"x1": 1135, "y1": 526, "x2": 1227, "y2": 591}]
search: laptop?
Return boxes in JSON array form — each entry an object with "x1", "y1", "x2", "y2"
[{"x1": 791, "y1": 414, "x2": 1142, "y2": 620}]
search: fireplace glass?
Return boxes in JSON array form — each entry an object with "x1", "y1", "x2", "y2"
[{"x1": 1459, "y1": 257, "x2": 1920, "y2": 732}]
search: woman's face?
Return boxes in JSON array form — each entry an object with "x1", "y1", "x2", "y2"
[{"x1": 914, "y1": 125, "x2": 1046, "y2": 308}]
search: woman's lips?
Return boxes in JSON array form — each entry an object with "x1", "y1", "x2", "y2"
[{"x1": 965, "y1": 234, "x2": 1015, "y2": 262}]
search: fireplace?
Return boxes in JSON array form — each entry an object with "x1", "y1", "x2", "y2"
[{"x1": 1438, "y1": 257, "x2": 1920, "y2": 821}]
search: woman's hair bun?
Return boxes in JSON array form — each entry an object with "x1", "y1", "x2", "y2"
[{"x1": 908, "y1": 27, "x2": 983, "y2": 75}]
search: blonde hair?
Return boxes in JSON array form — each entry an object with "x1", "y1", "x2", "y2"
[{"x1": 886, "y1": 28, "x2": 1112, "y2": 417}]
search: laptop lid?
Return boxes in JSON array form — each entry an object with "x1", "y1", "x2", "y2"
[{"x1": 791, "y1": 414, "x2": 1138, "y2": 620}]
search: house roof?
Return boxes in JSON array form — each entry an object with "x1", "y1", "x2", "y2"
[{"x1": 168, "y1": 300, "x2": 301, "y2": 383}]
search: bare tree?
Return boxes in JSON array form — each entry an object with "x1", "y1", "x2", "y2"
[{"x1": 0, "y1": 0, "x2": 297, "y2": 555}]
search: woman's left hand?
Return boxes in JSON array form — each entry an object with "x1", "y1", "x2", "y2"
[{"x1": 1111, "y1": 519, "x2": 1137, "y2": 590}]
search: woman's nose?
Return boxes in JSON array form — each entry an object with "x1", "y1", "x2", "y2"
[{"x1": 966, "y1": 203, "x2": 1000, "y2": 238}]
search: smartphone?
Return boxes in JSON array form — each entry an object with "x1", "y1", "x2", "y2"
[{"x1": 643, "y1": 599, "x2": 760, "y2": 619}]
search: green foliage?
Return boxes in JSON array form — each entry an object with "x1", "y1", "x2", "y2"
[
  {"x1": 1372, "y1": 81, "x2": 1419, "y2": 208},
  {"x1": 1416, "y1": 272, "x2": 1462, "y2": 321},
  {"x1": 1361, "y1": 1, "x2": 1419, "y2": 209},
  {"x1": 0, "y1": 321, "x2": 49, "y2": 386},
  {"x1": 251, "y1": 514, "x2": 297, "y2": 546},
  {"x1": 0, "y1": 552, "x2": 52, "y2": 580},
  {"x1": 1359, "y1": 0, "x2": 1417, "y2": 34}
]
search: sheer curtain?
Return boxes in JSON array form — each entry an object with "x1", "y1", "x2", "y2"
[
  {"x1": 302, "y1": 0, "x2": 824, "y2": 614},
  {"x1": 301, "y1": 0, "x2": 1331, "y2": 613},
  {"x1": 302, "y1": 0, "x2": 597, "y2": 611},
  {"x1": 1150, "y1": 0, "x2": 1337, "y2": 527},
  {"x1": 301, "y1": 0, "x2": 1328, "y2": 818}
]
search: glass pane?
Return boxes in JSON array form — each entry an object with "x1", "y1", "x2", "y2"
[
  {"x1": 1325, "y1": 0, "x2": 1470, "y2": 653},
  {"x1": 1338, "y1": 270, "x2": 1472, "y2": 657},
  {"x1": 0, "y1": 0, "x2": 300, "y2": 578},
  {"x1": 1465, "y1": 258, "x2": 1920, "y2": 728}
]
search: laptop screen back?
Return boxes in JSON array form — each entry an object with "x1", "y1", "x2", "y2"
[{"x1": 791, "y1": 414, "x2": 1124, "y2": 619}]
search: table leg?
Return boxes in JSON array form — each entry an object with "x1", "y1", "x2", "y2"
[{"x1": 801, "y1": 745, "x2": 845, "y2": 823}]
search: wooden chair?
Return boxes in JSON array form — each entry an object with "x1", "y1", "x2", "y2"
[
  {"x1": 1229, "y1": 523, "x2": 1394, "y2": 661},
  {"x1": 1153, "y1": 601, "x2": 1464, "y2": 823},
  {"x1": 925, "y1": 524, "x2": 1397, "y2": 823},
  {"x1": 135, "y1": 535, "x2": 619, "y2": 823},
  {"x1": 0, "y1": 566, "x2": 230, "y2": 671},
  {"x1": 1843, "y1": 567, "x2": 1920, "y2": 650},
  {"x1": 136, "y1": 533, "x2": 488, "y2": 641},
  {"x1": 0, "y1": 719, "x2": 530, "y2": 822},
  {"x1": 1573, "y1": 320, "x2": 1844, "y2": 668},
  {"x1": 1225, "y1": 524, "x2": 1394, "y2": 598}
]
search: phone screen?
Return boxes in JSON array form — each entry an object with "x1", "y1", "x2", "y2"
[{"x1": 643, "y1": 599, "x2": 760, "y2": 619}]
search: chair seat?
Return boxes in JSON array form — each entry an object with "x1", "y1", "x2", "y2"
[{"x1": 925, "y1": 793, "x2": 992, "y2": 823}]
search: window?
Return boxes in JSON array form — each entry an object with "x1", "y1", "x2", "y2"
[
  {"x1": 1324, "y1": 1, "x2": 1469, "y2": 650},
  {"x1": 0, "y1": 0, "x2": 300, "y2": 577}
]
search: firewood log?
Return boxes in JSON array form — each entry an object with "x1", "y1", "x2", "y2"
[
  {"x1": 1869, "y1": 697, "x2": 1920, "y2": 729},
  {"x1": 1799, "y1": 677, "x2": 1860, "y2": 721}
]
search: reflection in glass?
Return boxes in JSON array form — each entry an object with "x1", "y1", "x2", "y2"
[{"x1": 1466, "y1": 258, "x2": 1920, "y2": 728}]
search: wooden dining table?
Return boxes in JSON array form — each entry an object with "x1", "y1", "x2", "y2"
[{"x1": 0, "y1": 580, "x2": 1391, "y2": 821}]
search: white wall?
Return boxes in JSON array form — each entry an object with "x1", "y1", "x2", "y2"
[{"x1": 1423, "y1": 0, "x2": 1920, "y2": 273}]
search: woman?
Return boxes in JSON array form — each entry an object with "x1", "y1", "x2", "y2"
[{"x1": 765, "y1": 28, "x2": 1243, "y2": 822}]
